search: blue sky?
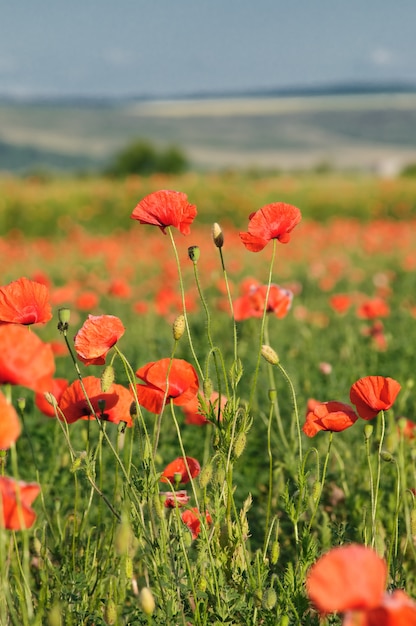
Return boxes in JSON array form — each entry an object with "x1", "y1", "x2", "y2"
[{"x1": 1, "y1": 1, "x2": 416, "y2": 98}]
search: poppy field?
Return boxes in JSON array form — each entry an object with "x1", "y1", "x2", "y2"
[{"x1": 1, "y1": 172, "x2": 416, "y2": 625}]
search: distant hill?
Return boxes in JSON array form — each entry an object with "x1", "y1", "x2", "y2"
[{"x1": 1, "y1": 84, "x2": 416, "y2": 174}]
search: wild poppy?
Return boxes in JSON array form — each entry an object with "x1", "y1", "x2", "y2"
[
  {"x1": 135, "y1": 358, "x2": 199, "y2": 414},
  {"x1": 303, "y1": 401, "x2": 358, "y2": 437},
  {"x1": 357, "y1": 297, "x2": 390, "y2": 320},
  {"x1": 0, "y1": 392, "x2": 21, "y2": 449},
  {"x1": 131, "y1": 189, "x2": 197, "y2": 236},
  {"x1": 181, "y1": 508, "x2": 212, "y2": 540},
  {"x1": 350, "y1": 375, "x2": 401, "y2": 420},
  {"x1": 0, "y1": 276, "x2": 52, "y2": 325},
  {"x1": 239, "y1": 202, "x2": 301, "y2": 252},
  {"x1": 161, "y1": 457, "x2": 201, "y2": 484},
  {"x1": 160, "y1": 490, "x2": 190, "y2": 508},
  {"x1": 306, "y1": 543, "x2": 416, "y2": 624},
  {"x1": 182, "y1": 391, "x2": 227, "y2": 426},
  {"x1": 233, "y1": 282, "x2": 293, "y2": 321},
  {"x1": 0, "y1": 325, "x2": 55, "y2": 392},
  {"x1": 0, "y1": 476, "x2": 40, "y2": 530},
  {"x1": 329, "y1": 294, "x2": 353, "y2": 315},
  {"x1": 59, "y1": 376, "x2": 134, "y2": 426},
  {"x1": 74, "y1": 314, "x2": 125, "y2": 366},
  {"x1": 35, "y1": 378, "x2": 69, "y2": 417}
]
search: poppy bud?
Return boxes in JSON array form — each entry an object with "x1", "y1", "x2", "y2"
[
  {"x1": 97, "y1": 398, "x2": 106, "y2": 415},
  {"x1": 199, "y1": 463, "x2": 213, "y2": 488},
  {"x1": 103, "y1": 598, "x2": 117, "y2": 625},
  {"x1": 262, "y1": 588, "x2": 277, "y2": 610},
  {"x1": 139, "y1": 587, "x2": 156, "y2": 615},
  {"x1": 125, "y1": 555, "x2": 133, "y2": 579},
  {"x1": 268, "y1": 388, "x2": 277, "y2": 402},
  {"x1": 312, "y1": 481, "x2": 322, "y2": 502},
  {"x1": 203, "y1": 377, "x2": 213, "y2": 399},
  {"x1": 234, "y1": 432, "x2": 246, "y2": 458},
  {"x1": 380, "y1": 450, "x2": 394, "y2": 463},
  {"x1": 17, "y1": 397, "x2": 26, "y2": 412},
  {"x1": 172, "y1": 314, "x2": 186, "y2": 341},
  {"x1": 58, "y1": 307, "x2": 71, "y2": 332},
  {"x1": 47, "y1": 603, "x2": 62, "y2": 626},
  {"x1": 101, "y1": 365, "x2": 115, "y2": 393},
  {"x1": 212, "y1": 222, "x2": 224, "y2": 248},
  {"x1": 261, "y1": 344, "x2": 279, "y2": 365},
  {"x1": 270, "y1": 540, "x2": 280, "y2": 564},
  {"x1": 44, "y1": 392, "x2": 58, "y2": 409},
  {"x1": 364, "y1": 424, "x2": 374, "y2": 440},
  {"x1": 188, "y1": 245, "x2": 200, "y2": 263}
]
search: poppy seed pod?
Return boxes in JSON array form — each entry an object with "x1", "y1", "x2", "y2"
[
  {"x1": 139, "y1": 587, "x2": 155, "y2": 615},
  {"x1": 188, "y1": 245, "x2": 200, "y2": 263}
]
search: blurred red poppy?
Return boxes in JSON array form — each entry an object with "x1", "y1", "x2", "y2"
[
  {"x1": 0, "y1": 392, "x2": 21, "y2": 449},
  {"x1": 160, "y1": 490, "x2": 190, "y2": 508},
  {"x1": 0, "y1": 277, "x2": 52, "y2": 325},
  {"x1": 303, "y1": 401, "x2": 358, "y2": 437},
  {"x1": 59, "y1": 376, "x2": 133, "y2": 426},
  {"x1": 239, "y1": 202, "x2": 301, "y2": 252},
  {"x1": 350, "y1": 375, "x2": 401, "y2": 420},
  {"x1": 136, "y1": 358, "x2": 199, "y2": 414},
  {"x1": 0, "y1": 325, "x2": 55, "y2": 392},
  {"x1": 0, "y1": 476, "x2": 40, "y2": 530},
  {"x1": 306, "y1": 544, "x2": 416, "y2": 625},
  {"x1": 35, "y1": 378, "x2": 69, "y2": 417},
  {"x1": 182, "y1": 391, "x2": 227, "y2": 426},
  {"x1": 357, "y1": 297, "x2": 390, "y2": 320},
  {"x1": 329, "y1": 294, "x2": 353, "y2": 314},
  {"x1": 181, "y1": 508, "x2": 212, "y2": 540},
  {"x1": 74, "y1": 314, "x2": 125, "y2": 366},
  {"x1": 131, "y1": 189, "x2": 197, "y2": 236},
  {"x1": 233, "y1": 282, "x2": 293, "y2": 321},
  {"x1": 161, "y1": 457, "x2": 201, "y2": 484}
]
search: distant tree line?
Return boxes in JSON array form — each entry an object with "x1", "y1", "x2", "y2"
[{"x1": 106, "y1": 139, "x2": 188, "y2": 177}]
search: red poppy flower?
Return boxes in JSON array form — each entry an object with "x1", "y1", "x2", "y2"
[
  {"x1": 35, "y1": 378, "x2": 69, "y2": 417},
  {"x1": 233, "y1": 282, "x2": 293, "y2": 321},
  {"x1": 0, "y1": 276, "x2": 52, "y2": 325},
  {"x1": 329, "y1": 294, "x2": 353, "y2": 315},
  {"x1": 181, "y1": 508, "x2": 212, "y2": 540},
  {"x1": 303, "y1": 401, "x2": 359, "y2": 437},
  {"x1": 161, "y1": 490, "x2": 190, "y2": 508},
  {"x1": 0, "y1": 325, "x2": 55, "y2": 392},
  {"x1": 160, "y1": 456, "x2": 201, "y2": 484},
  {"x1": 182, "y1": 391, "x2": 227, "y2": 426},
  {"x1": 306, "y1": 544, "x2": 416, "y2": 625},
  {"x1": 59, "y1": 376, "x2": 134, "y2": 426},
  {"x1": 131, "y1": 190, "x2": 197, "y2": 236},
  {"x1": 0, "y1": 392, "x2": 21, "y2": 449},
  {"x1": 350, "y1": 376, "x2": 401, "y2": 420},
  {"x1": 357, "y1": 297, "x2": 390, "y2": 320},
  {"x1": 307, "y1": 544, "x2": 387, "y2": 615},
  {"x1": 74, "y1": 314, "x2": 125, "y2": 366},
  {"x1": 135, "y1": 358, "x2": 199, "y2": 414},
  {"x1": 239, "y1": 202, "x2": 301, "y2": 252},
  {"x1": 0, "y1": 476, "x2": 40, "y2": 530}
]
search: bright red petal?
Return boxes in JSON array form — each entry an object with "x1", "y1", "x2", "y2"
[
  {"x1": 131, "y1": 190, "x2": 197, "y2": 235},
  {"x1": 0, "y1": 277, "x2": 52, "y2": 325},
  {"x1": 306, "y1": 544, "x2": 387, "y2": 615},
  {"x1": 0, "y1": 392, "x2": 21, "y2": 449}
]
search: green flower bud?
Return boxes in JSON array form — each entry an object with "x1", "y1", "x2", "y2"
[
  {"x1": 172, "y1": 314, "x2": 186, "y2": 341},
  {"x1": 101, "y1": 365, "x2": 115, "y2": 392},
  {"x1": 234, "y1": 432, "x2": 246, "y2": 459},
  {"x1": 271, "y1": 540, "x2": 280, "y2": 565},
  {"x1": 139, "y1": 587, "x2": 156, "y2": 615},
  {"x1": 364, "y1": 424, "x2": 374, "y2": 440},
  {"x1": 261, "y1": 344, "x2": 279, "y2": 365},
  {"x1": 380, "y1": 450, "x2": 394, "y2": 463},
  {"x1": 262, "y1": 588, "x2": 277, "y2": 610},
  {"x1": 103, "y1": 599, "x2": 117, "y2": 625},
  {"x1": 57, "y1": 308, "x2": 70, "y2": 333}
]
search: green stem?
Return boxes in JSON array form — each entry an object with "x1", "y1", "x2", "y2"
[
  {"x1": 167, "y1": 227, "x2": 204, "y2": 380},
  {"x1": 248, "y1": 239, "x2": 277, "y2": 410},
  {"x1": 276, "y1": 361, "x2": 303, "y2": 464}
]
